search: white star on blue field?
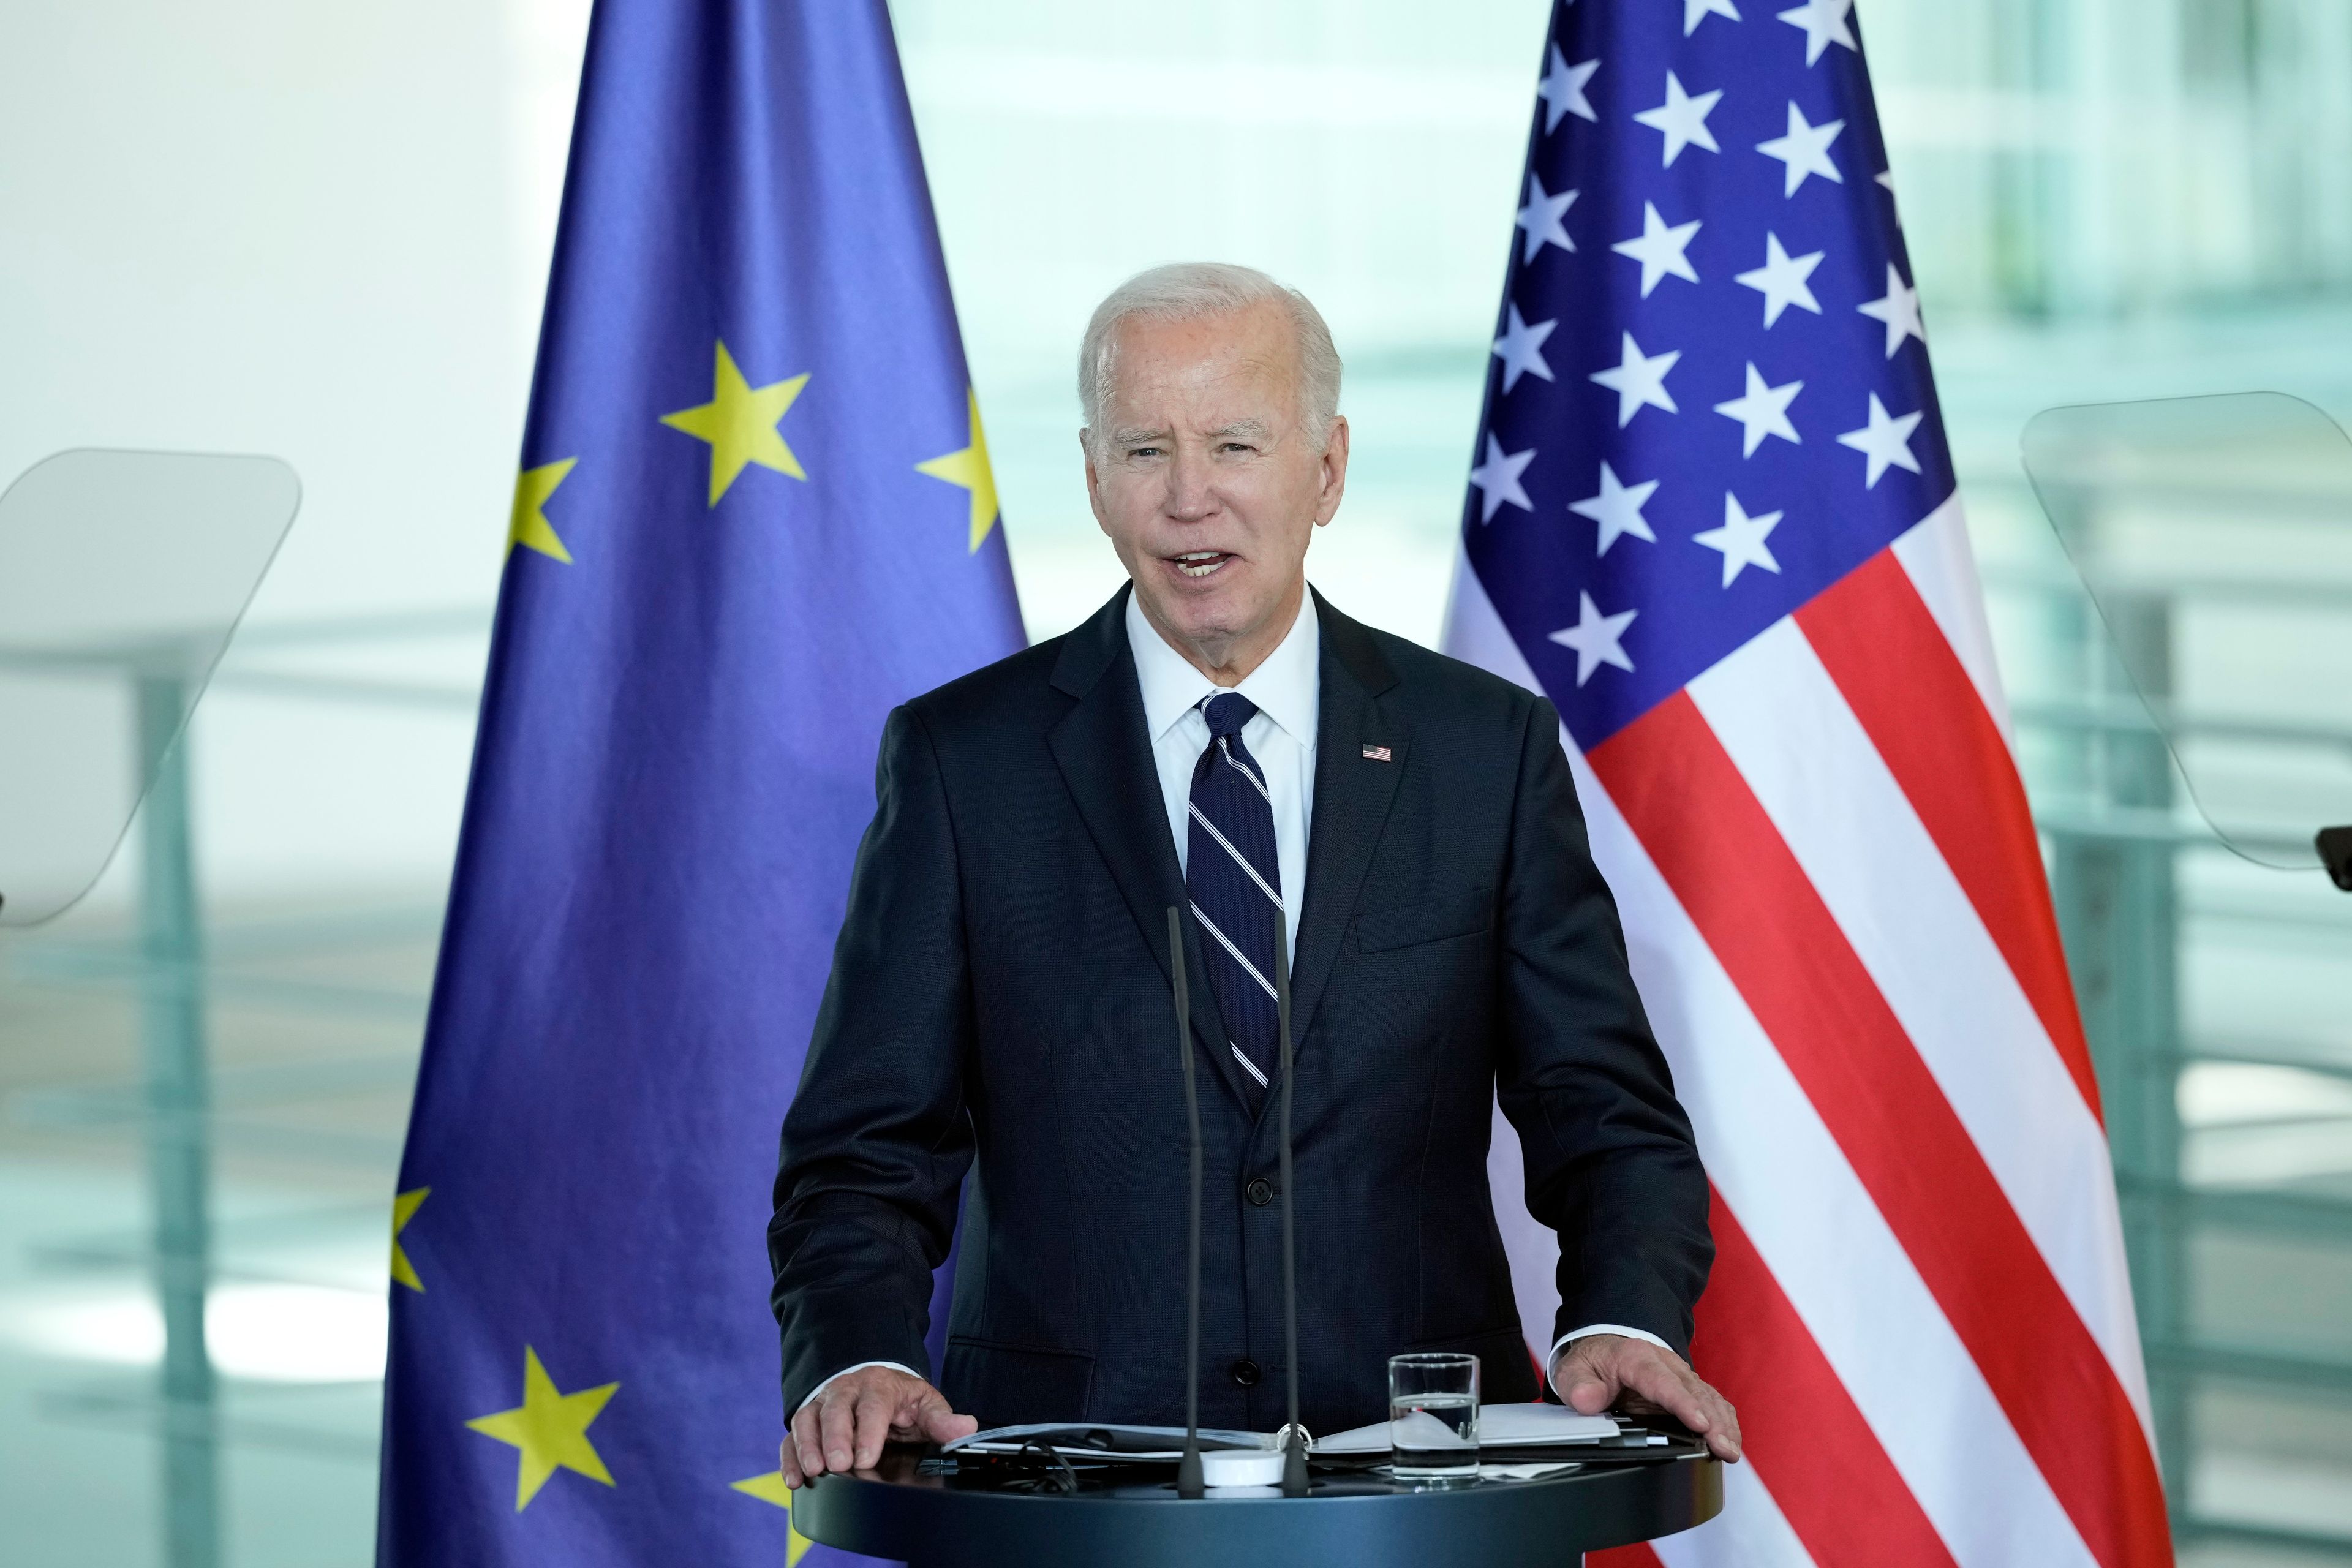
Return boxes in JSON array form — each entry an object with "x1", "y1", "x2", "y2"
[{"x1": 1461, "y1": 0, "x2": 1953, "y2": 751}]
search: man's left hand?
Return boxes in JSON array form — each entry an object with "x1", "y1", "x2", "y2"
[{"x1": 1550, "y1": 1333, "x2": 1741, "y2": 1462}]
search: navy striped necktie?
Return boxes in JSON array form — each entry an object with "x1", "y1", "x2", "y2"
[{"x1": 1186, "y1": 692, "x2": 1283, "y2": 1108}]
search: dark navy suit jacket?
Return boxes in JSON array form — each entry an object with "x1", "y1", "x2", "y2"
[{"x1": 769, "y1": 586, "x2": 1709, "y2": 1434}]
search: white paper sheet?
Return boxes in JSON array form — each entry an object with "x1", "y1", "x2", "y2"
[{"x1": 1313, "y1": 1403, "x2": 1623, "y2": 1455}]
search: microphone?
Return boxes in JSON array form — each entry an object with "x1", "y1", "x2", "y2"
[
  {"x1": 1166, "y1": 907, "x2": 1205, "y2": 1499},
  {"x1": 1273, "y1": 911, "x2": 1308, "y2": 1497}
]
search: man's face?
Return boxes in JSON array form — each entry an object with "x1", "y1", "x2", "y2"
[{"x1": 1084, "y1": 301, "x2": 1348, "y2": 671}]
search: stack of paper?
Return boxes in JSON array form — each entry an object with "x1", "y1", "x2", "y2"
[{"x1": 1312, "y1": 1404, "x2": 1622, "y2": 1455}]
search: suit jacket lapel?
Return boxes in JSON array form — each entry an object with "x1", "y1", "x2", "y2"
[
  {"x1": 1286, "y1": 592, "x2": 1409, "y2": 1060},
  {"x1": 1046, "y1": 587, "x2": 1253, "y2": 1111}
]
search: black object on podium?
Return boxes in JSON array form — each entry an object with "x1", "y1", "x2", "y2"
[{"x1": 793, "y1": 1442, "x2": 1722, "y2": 1567}]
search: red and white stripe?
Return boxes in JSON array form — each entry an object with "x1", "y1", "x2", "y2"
[{"x1": 1444, "y1": 499, "x2": 2172, "y2": 1568}]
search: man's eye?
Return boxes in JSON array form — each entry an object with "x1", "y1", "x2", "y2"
[{"x1": 1128, "y1": 447, "x2": 1163, "y2": 459}]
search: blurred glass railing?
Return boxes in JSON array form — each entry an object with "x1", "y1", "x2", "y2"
[{"x1": 2010, "y1": 399, "x2": 2352, "y2": 1555}]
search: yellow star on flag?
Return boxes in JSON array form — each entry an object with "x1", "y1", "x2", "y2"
[
  {"x1": 915, "y1": 386, "x2": 1001, "y2": 552},
  {"x1": 508, "y1": 458, "x2": 578, "y2": 563},
  {"x1": 731, "y1": 1471, "x2": 816, "y2": 1565},
  {"x1": 465, "y1": 1346, "x2": 619, "y2": 1510},
  {"x1": 660, "y1": 341, "x2": 810, "y2": 506},
  {"x1": 389, "y1": 1186, "x2": 430, "y2": 1292}
]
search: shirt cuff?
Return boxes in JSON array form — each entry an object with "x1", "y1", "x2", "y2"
[
  {"x1": 794, "y1": 1360, "x2": 922, "y2": 1415},
  {"x1": 1545, "y1": 1324, "x2": 1672, "y2": 1402}
]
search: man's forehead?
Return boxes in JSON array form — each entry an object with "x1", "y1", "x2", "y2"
[
  {"x1": 1114, "y1": 306, "x2": 1292, "y2": 374},
  {"x1": 1104, "y1": 312, "x2": 1296, "y2": 423},
  {"x1": 1107, "y1": 376, "x2": 1284, "y2": 428}
]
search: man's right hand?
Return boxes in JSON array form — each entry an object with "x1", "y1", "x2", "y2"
[{"x1": 780, "y1": 1366, "x2": 978, "y2": 1488}]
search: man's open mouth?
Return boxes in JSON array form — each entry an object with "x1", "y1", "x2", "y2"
[{"x1": 1170, "y1": 551, "x2": 1234, "y2": 579}]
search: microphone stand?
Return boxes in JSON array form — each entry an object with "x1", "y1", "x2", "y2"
[
  {"x1": 1167, "y1": 908, "x2": 1205, "y2": 1499},
  {"x1": 1273, "y1": 913, "x2": 1308, "y2": 1497}
]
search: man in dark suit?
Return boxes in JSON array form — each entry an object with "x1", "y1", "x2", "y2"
[{"x1": 772, "y1": 263, "x2": 1736, "y2": 1487}]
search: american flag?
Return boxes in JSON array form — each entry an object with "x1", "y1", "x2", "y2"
[{"x1": 1441, "y1": 5, "x2": 2173, "y2": 1568}]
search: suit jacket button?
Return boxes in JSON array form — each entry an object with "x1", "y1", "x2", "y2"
[
  {"x1": 1229, "y1": 1357, "x2": 1262, "y2": 1389},
  {"x1": 1246, "y1": 1177, "x2": 1275, "y2": 1207}
]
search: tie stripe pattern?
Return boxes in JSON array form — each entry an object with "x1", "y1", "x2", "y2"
[{"x1": 1186, "y1": 692, "x2": 1283, "y2": 1106}]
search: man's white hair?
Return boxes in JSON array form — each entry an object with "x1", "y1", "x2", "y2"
[{"x1": 1078, "y1": 262, "x2": 1343, "y2": 454}]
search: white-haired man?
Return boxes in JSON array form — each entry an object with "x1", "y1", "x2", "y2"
[{"x1": 770, "y1": 263, "x2": 1735, "y2": 1483}]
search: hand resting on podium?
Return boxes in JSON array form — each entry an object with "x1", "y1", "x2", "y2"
[
  {"x1": 778, "y1": 1336, "x2": 1742, "y2": 1486},
  {"x1": 782, "y1": 1365, "x2": 975, "y2": 1488},
  {"x1": 1552, "y1": 1333, "x2": 1741, "y2": 1463}
]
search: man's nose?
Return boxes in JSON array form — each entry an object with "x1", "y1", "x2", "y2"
[{"x1": 1164, "y1": 447, "x2": 1216, "y2": 521}]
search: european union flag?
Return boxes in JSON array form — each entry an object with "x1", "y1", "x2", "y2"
[{"x1": 376, "y1": 4, "x2": 1023, "y2": 1563}]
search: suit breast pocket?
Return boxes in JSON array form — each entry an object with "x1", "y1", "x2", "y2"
[{"x1": 1354, "y1": 888, "x2": 1494, "y2": 954}]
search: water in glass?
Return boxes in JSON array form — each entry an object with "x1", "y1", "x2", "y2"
[
  {"x1": 1387, "y1": 1351, "x2": 1480, "y2": 1481},
  {"x1": 1390, "y1": 1392, "x2": 1479, "y2": 1479}
]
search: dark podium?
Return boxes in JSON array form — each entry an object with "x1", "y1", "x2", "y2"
[{"x1": 794, "y1": 1442, "x2": 1722, "y2": 1567}]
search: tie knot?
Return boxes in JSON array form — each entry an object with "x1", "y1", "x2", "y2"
[{"x1": 1199, "y1": 692, "x2": 1259, "y2": 740}]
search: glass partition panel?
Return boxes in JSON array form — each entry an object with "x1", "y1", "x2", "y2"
[
  {"x1": 2021, "y1": 393, "x2": 2352, "y2": 872},
  {"x1": 0, "y1": 450, "x2": 300, "y2": 924}
]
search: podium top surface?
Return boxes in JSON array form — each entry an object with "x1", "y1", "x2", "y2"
[{"x1": 794, "y1": 1444, "x2": 1722, "y2": 1568}]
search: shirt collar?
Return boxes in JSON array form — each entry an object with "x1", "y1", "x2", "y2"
[{"x1": 1125, "y1": 584, "x2": 1321, "y2": 750}]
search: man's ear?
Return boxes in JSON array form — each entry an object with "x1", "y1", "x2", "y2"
[{"x1": 1314, "y1": 415, "x2": 1351, "y2": 526}]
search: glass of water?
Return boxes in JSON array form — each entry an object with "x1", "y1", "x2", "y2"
[{"x1": 1388, "y1": 1352, "x2": 1480, "y2": 1482}]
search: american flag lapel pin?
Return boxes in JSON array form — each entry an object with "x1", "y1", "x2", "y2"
[{"x1": 1362, "y1": 744, "x2": 1392, "y2": 763}]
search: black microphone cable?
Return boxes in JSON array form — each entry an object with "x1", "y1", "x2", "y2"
[
  {"x1": 1167, "y1": 907, "x2": 1206, "y2": 1500},
  {"x1": 1273, "y1": 911, "x2": 1308, "y2": 1498}
]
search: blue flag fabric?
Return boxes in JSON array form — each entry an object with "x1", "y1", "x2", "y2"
[
  {"x1": 1460, "y1": 0, "x2": 1954, "y2": 750},
  {"x1": 377, "y1": 4, "x2": 1023, "y2": 1563}
]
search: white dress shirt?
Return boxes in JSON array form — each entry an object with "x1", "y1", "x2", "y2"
[
  {"x1": 796, "y1": 586, "x2": 1664, "y2": 1418},
  {"x1": 1127, "y1": 586, "x2": 1317, "y2": 962}
]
